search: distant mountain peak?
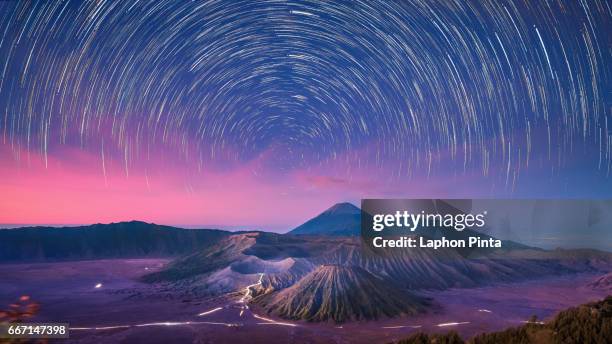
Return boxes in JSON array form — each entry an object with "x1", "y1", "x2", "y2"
[
  {"x1": 323, "y1": 202, "x2": 360, "y2": 215},
  {"x1": 288, "y1": 202, "x2": 361, "y2": 236},
  {"x1": 116, "y1": 220, "x2": 153, "y2": 226}
]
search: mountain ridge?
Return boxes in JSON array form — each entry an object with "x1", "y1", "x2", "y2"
[
  {"x1": 0, "y1": 221, "x2": 230, "y2": 262},
  {"x1": 288, "y1": 202, "x2": 361, "y2": 236}
]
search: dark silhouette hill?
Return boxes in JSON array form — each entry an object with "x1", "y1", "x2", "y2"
[
  {"x1": 393, "y1": 296, "x2": 612, "y2": 344},
  {"x1": 0, "y1": 221, "x2": 229, "y2": 262},
  {"x1": 288, "y1": 202, "x2": 361, "y2": 236}
]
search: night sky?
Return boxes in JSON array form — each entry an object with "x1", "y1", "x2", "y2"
[{"x1": 0, "y1": 1, "x2": 610, "y2": 230}]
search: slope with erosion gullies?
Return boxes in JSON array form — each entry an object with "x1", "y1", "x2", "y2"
[
  {"x1": 140, "y1": 232, "x2": 319, "y2": 295},
  {"x1": 140, "y1": 229, "x2": 612, "y2": 321},
  {"x1": 253, "y1": 265, "x2": 429, "y2": 323},
  {"x1": 257, "y1": 235, "x2": 607, "y2": 291},
  {"x1": 587, "y1": 272, "x2": 612, "y2": 292},
  {"x1": 259, "y1": 258, "x2": 317, "y2": 292},
  {"x1": 143, "y1": 230, "x2": 610, "y2": 294},
  {"x1": 141, "y1": 232, "x2": 259, "y2": 283},
  {"x1": 142, "y1": 231, "x2": 342, "y2": 283}
]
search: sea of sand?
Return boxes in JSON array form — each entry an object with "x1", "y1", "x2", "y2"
[{"x1": 0, "y1": 259, "x2": 608, "y2": 343}]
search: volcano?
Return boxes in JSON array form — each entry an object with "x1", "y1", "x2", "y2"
[
  {"x1": 73, "y1": 203, "x2": 609, "y2": 324},
  {"x1": 288, "y1": 202, "x2": 361, "y2": 236},
  {"x1": 253, "y1": 264, "x2": 428, "y2": 323}
]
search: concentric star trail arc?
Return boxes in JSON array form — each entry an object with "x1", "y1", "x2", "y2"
[{"x1": 0, "y1": 0, "x2": 609, "y2": 190}]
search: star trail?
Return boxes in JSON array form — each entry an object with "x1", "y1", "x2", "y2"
[{"x1": 0, "y1": 0, "x2": 610, "y2": 227}]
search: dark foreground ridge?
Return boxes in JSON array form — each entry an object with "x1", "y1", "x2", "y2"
[{"x1": 392, "y1": 296, "x2": 612, "y2": 344}]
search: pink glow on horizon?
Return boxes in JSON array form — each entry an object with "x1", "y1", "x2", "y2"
[
  {"x1": 0, "y1": 144, "x2": 364, "y2": 231},
  {"x1": 0, "y1": 143, "x2": 489, "y2": 230}
]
